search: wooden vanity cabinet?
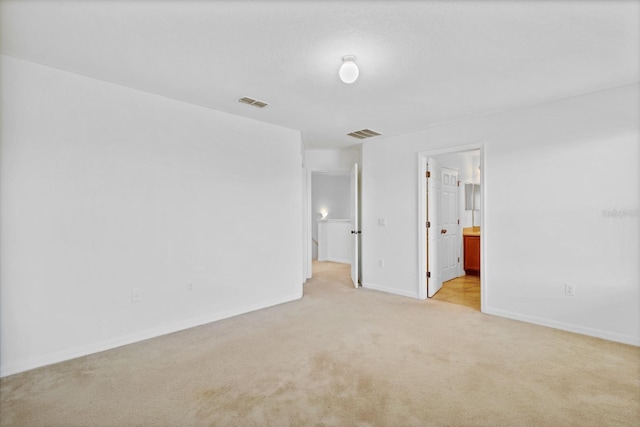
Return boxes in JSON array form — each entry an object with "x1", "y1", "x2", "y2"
[{"x1": 464, "y1": 235, "x2": 480, "y2": 275}]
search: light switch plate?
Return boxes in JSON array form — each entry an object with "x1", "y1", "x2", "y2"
[{"x1": 565, "y1": 283, "x2": 575, "y2": 296}]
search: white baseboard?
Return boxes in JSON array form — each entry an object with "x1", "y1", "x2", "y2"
[
  {"x1": 327, "y1": 257, "x2": 350, "y2": 264},
  {"x1": 484, "y1": 307, "x2": 640, "y2": 347},
  {"x1": 0, "y1": 291, "x2": 303, "y2": 378},
  {"x1": 362, "y1": 282, "x2": 419, "y2": 299},
  {"x1": 317, "y1": 257, "x2": 351, "y2": 264}
]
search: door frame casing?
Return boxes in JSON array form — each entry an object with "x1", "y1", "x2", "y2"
[
  {"x1": 417, "y1": 143, "x2": 485, "y2": 312},
  {"x1": 350, "y1": 163, "x2": 359, "y2": 287},
  {"x1": 303, "y1": 167, "x2": 312, "y2": 281}
]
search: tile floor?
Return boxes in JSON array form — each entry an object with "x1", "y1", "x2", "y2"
[{"x1": 431, "y1": 274, "x2": 480, "y2": 310}]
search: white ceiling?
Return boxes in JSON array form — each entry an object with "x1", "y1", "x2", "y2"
[{"x1": 1, "y1": 1, "x2": 638, "y2": 149}]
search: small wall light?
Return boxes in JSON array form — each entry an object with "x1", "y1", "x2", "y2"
[
  {"x1": 320, "y1": 209, "x2": 328, "y2": 219},
  {"x1": 339, "y1": 55, "x2": 359, "y2": 84}
]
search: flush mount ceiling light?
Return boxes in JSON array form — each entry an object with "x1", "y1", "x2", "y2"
[{"x1": 339, "y1": 55, "x2": 359, "y2": 84}]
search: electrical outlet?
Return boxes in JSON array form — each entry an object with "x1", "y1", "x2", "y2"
[
  {"x1": 187, "y1": 282, "x2": 193, "y2": 292},
  {"x1": 131, "y1": 288, "x2": 142, "y2": 303},
  {"x1": 378, "y1": 259, "x2": 385, "y2": 268},
  {"x1": 565, "y1": 283, "x2": 575, "y2": 296},
  {"x1": 378, "y1": 218, "x2": 387, "y2": 227}
]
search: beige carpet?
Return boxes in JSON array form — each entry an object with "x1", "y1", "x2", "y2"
[{"x1": 1, "y1": 261, "x2": 639, "y2": 426}]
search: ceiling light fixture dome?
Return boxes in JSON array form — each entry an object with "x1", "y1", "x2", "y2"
[{"x1": 339, "y1": 55, "x2": 359, "y2": 84}]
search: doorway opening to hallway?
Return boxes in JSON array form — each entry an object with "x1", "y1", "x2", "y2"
[{"x1": 308, "y1": 164, "x2": 360, "y2": 289}]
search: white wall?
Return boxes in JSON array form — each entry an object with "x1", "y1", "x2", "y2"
[
  {"x1": 311, "y1": 173, "x2": 351, "y2": 259},
  {"x1": 362, "y1": 84, "x2": 640, "y2": 345},
  {"x1": 0, "y1": 55, "x2": 304, "y2": 376},
  {"x1": 304, "y1": 147, "x2": 359, "y2": 172},
  {"x1": 317, "y1": 220, "x2": 352, "y2": 264}
]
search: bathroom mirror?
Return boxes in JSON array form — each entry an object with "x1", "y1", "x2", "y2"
[{"x1": 465, "y1": 183, "x2": 480, "y2": 211}]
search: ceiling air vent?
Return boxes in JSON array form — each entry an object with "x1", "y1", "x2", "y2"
[
  {"x1": 238, "y1": 96, "x2": 268, "y2": 108},
  {"x1": 347, "y1": 129, "x2": 382, "y2": 139}
]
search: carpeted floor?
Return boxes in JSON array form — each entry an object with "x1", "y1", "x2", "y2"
[{"x1": 1, "y1": 261, "x2": 639, "y2": 426}]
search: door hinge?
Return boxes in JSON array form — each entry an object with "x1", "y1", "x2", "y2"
[
  {"x1": 427, "y1": 271, "x2": 431, "y2": 278},
  {"x1": 457, "y1": 219, "x2": 460, "y2": 225},
  {"x1": 458, "y1": 257, "x2": 460, "y2": 263},
  {"x1": 426, "y1": 221, "x2": 431, "y2": 228},
  {"x1": 426, "y1": 171, "x2": 431, "y2": 178},
  {"x1": 457, "y1": 180, "x2": 460, "y2": 187}
]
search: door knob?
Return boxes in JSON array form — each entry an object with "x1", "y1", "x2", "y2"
[{"x1": 441, "y1": 229, "x2": 447, "y2": 234}]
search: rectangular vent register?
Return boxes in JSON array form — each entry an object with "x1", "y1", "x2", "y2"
[
  {"x1": 347, "y1": 129, "x2": 382, "y2": 139},
  {"x1": 238, "y1": 97, "x2": 268, "y2": 108}
]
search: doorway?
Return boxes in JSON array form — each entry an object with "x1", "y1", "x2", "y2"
[
  {"x1": 310, "y1": 171, "x2": 351, "y2": 262},
  {"x1": 308, "y1": 165, "x2": 360, "y2": 288},
  {"x1": 418, "y1": 144, "x2": 484, "y2": 311}
]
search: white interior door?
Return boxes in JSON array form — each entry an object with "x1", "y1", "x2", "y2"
[
  {"x1": 441, "y1": 167, "x2": 459, "y2": 283},
  {"x1": 350, "y1": 163, "x2": 359, "y2": 288},
  {"x1": 427, "y1": 158, "x2": 443, "y2": 297}
]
